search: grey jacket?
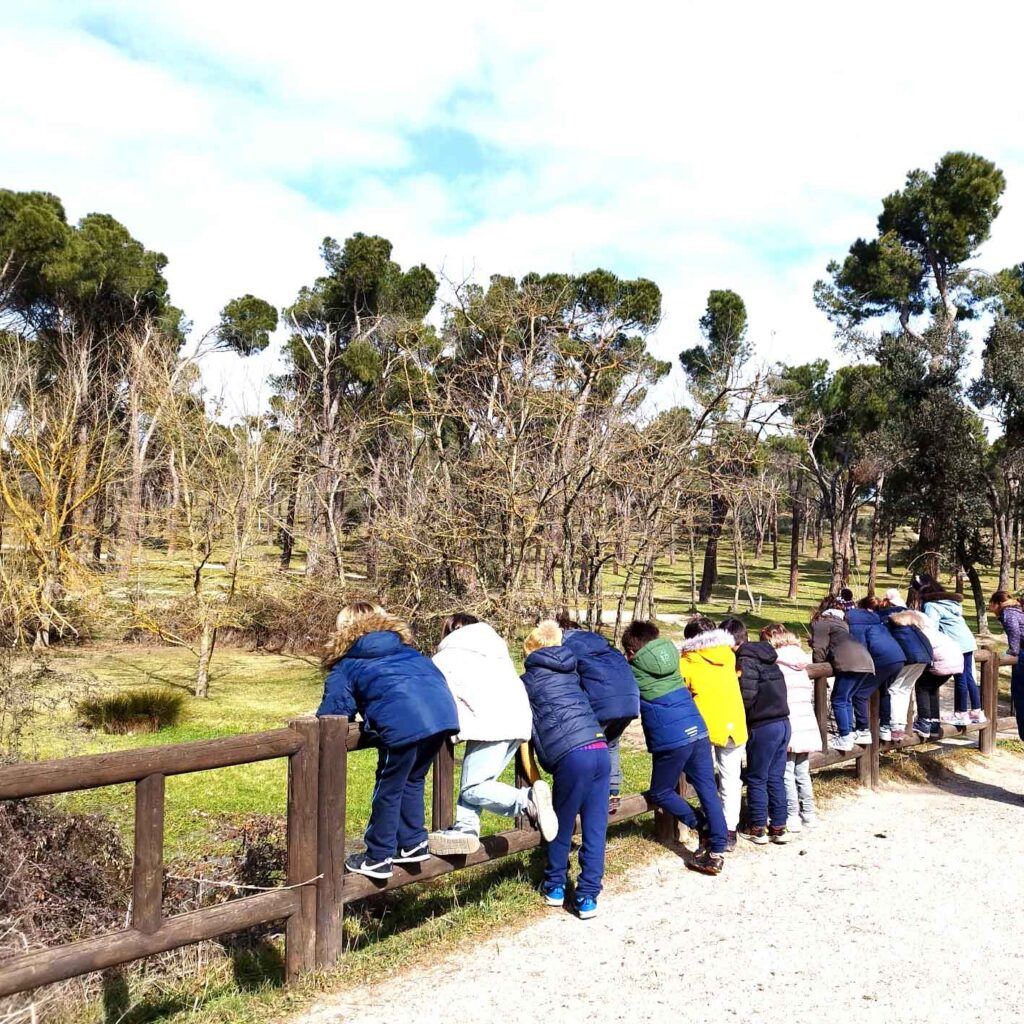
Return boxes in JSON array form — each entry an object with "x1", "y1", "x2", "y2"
[{"x1": 810, "y1": 613, "x2": 875, "y2": 675}]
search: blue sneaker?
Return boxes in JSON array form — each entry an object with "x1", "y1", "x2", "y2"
[
  {"x1": 542, "y1": 884, "x2": 565, "y2": 907},
  {"x1": 574, "y1": 894, "x2": 598, "y2": 919}
]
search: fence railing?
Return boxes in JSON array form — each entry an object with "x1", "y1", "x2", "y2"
[{"x1": 0, "y1": 651, "x2": 1017, "y2": 999}]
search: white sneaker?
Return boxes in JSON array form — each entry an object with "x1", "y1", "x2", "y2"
[
  {"x1": 852, "y1": 729, "x2": 873, "y2": 745},
  {"x1": 878, "y1": 725, "x2": 892, "y2": 742},
  {"x1": 952, "y1": 711, "x2": 970, "y2": 727},
  {"x1": 787, "y1": 817, "x2": 803, "y2": 834},
  {"x1": 830, "y1": 733, "x2": 854, "y2": 752},
  {"x1": 528, "y1": 779, "x2": 559, "y2": 842},
  {"x1": 970, "y1": 710, "x2": 988, "y2": 725},
  {"x1": 801, "y1": 816, "x2": 818, "y2": 830},
  {"x1": 428, "y1": 828, "x2": 480, "y2": 856}
]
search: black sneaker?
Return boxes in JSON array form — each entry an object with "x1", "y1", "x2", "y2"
[
  {"x1": 688, "y1": 848, "x2": 724, "y2": 876},
  {"x1": 393, "y1": 840, "x2": 431, "y2": 864},
  {"x1": 345, "y1": 852, "x2": 393, "y2": 879}
]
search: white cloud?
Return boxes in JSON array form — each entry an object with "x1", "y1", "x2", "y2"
[{"x1": 4, "y1": 0, "x2": 1024, "y2": 413}]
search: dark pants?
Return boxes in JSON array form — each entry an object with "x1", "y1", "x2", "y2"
[
  {"x1": 601, "y1": 716, "x2": 634, "y2": 795},
  {"x1": 546, "y1": 744, "x2": 611, "y2": 900},
  {"x1": 648, "y1": 737, "x2": 728, "y2": 854},
  {"x1": 1011, "y1": 659, "x2": 1024, "y2": 741},
  {"x1": 364, "y1": 732, "x2": 448, "y2": 862},
  {"x1": 868, "y1": 661, "x2": 904, "y2": 730},
  {"x1": 915, "y1": 671, "x2": 947, "y2": 721},
  {"x1": 746, "y1": 719, "x2": 791, "y2": 829},
  {"x1": 953, "y1": 652, "x2": 981, "y2": 712},
  {"x1": 832, "y1": 672, "x2": 868, "y2": 736}
]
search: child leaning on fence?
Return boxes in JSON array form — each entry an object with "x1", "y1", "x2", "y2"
[
  {"x1": 521, "y1": 621, "x2": 610, "y2": 920},
  {"x1": 317, "y1": 601, "x2": 459, "y2": 881},
  {"x1": 989, "y1": 592, "x2": 1024, "y2": 740},
  {"x1": 429, "y1": 613, "x2": 558, "y2": 856}
]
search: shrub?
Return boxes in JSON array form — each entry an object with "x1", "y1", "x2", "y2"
[{"x1": 76, "y1": 687, "x2": 185, "y2": 734}]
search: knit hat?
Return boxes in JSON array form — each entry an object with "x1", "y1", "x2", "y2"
[{"x1": 885, "y1": 588, "x2": 906, "y2": 607}]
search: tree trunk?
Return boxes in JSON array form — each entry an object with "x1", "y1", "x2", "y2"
[
  {"x1": 195, "y1": 619, "x2": 216, "y2": 698},
  {"x1": 788, "y1": 497, "x2": 802, "y2": 599},
  {"x1": 698, "y1": 493, "x2": 727, "y2": 603},
  {"x1": 91, "y1": 487, "x2": 108, "y2": 566},
  {"x1": 688, "y1": 524, "x2": 698, "y2": 611},
  {"x1": 885, "y1": 528, "x2": 893, "y2": 576},
  {"x1": 918, "y1": 516, "x2": 943, "y2": 580},
  {"x1": 867, "y1": 481, "x2": 883, "y2": 597},
  {"x1": 278, "y1": 461, "x2": 300, "y2": 571}
]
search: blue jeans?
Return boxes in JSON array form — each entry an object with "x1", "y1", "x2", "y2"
[
  {"x1": 865, "y1": 662, "x2": 903, "y2": 730},
  {"x1": 364, "y1": 733, "x2": 448, "y2": 862},
  {"x1": 649, "y1": 737, "x2": 728, "y2": 853},
  {"x1": 832, "y1": 672, "x2": 868, "y2": 736},
  {"x1": 1011, "y1": 659, "x2": 1024, "y2": 740},
  {"x1": 454, "y1": 739, "x2": 530, "y2": 833},
  {"x1": 546, "y1": 744, "x2": 611, "y2": 900},
  {"x1": 953, "y1": 652, "x2": 981, "y2": 712},
  {"x1": 746, "y1": 718, "x2": 791, "y2": 829}
]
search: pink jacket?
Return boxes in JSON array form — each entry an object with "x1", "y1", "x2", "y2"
[
  {"x1": 774, "y1": 643, "x2": 820, "y2": 754},
  {"x1": 889, "y1": 610, "x2": 962, "y2": 676}
]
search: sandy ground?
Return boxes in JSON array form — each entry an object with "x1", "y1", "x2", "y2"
[{"x1": 302, "y1": 745, "x2": 1024, "y2": 1024}]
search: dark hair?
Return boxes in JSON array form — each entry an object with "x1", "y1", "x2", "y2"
[
  {"x1": 910, "y1": 572, "x2": 935, "y2": 592},
  {"x1": 621, "y1": 620, "x2": 659, "y2": 656},
  {"x1": 441, "y1": 612, "x2": 480, "y2": 639},
  {"x1": 858, "y1": 596, "x2": 879, "y2": 610},
  {"x1": 840, "y1": 587, "x2": 854, "y2": 602},
  {"x1": 989, "y1": 590, "x2": 1013, "y2": 610},
  {"x1": 555, "y1": 611, "x2": 581, "y2": 630},
  {"x1": 683, "y1": 615, "x2": 717, "y2": 639},
  {"x1": 718, "y1": 616, "x2": 748, "y2": 646},
  {"x1": 813, "y1": 595, "x2": 846, "y2": 621}
]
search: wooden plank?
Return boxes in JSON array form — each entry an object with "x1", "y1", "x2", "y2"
[
  {"x1": 285, "y1": 718, "x2": 319, "y2": 981},
  {"x1": 0, "y1": 729, "x2": 303, "y2": 800},
  {"x1": 132, "y1": 774, "x2": 165, "y2": 934},
  {"x1": 0, "y1": 888, "x2": 300, "y2": 999},
  {"x1": 315, "y1": 716, "x2": 347, "y2": 969},
  {"x1": 431, "y1": 739, "x2": 456, "y2": 832}
]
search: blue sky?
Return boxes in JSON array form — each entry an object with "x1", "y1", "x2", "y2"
[{"x1": 4, "y1": 0, "x2": 1024, "y2": 410}]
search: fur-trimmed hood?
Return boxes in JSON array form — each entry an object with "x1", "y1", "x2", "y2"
[
  {"x1": 679, "y1": 629, "x2": 736, "y2": 655},
  {"x1": 323, "y1": 611, "x2": 415, "y2": 667},
  {"x1": 889, "y1": 608, "x2": 929, "y2": 629},
  {"x1": 921, "y1": 589, "x2": 964, "y2": 605}
]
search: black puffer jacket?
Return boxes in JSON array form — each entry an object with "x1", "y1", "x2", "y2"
[
  {"x1": 810, "y1": 614, "x2": 875, "y2": 674},
  {"x1": 735, "y1": 641, "x2": 790, "y2": 727}
]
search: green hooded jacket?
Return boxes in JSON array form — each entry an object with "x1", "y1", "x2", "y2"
[{"x1": 630, "y1": 637, "x2": 686, "y2": 700}]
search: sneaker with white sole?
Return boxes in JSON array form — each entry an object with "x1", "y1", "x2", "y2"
[
  {"x1": 345, "y1": 852, "x2": 393, "y2": 879},
  {"x1": 768, "y1": 825, "x2": 791, "y2": 845},
  {"x1": 527, "y1": 779, "x2": 559, "y2": 842},
  {"x1": 393, "y1": 840, "x2": 431, "y2": 864},
  {"x1": 787, "y1": 817, "x2": 803, "y2": 834},
  {"x1": 574, "y1": 894, "x2": 598, "y2": 919},
  {"x1": 852, "y1": 728, "x2": 873, "y2": 745},
  {"x1": 801, "y1": 816, "x2": 818, "y2": 829},
  {"x1": 830, "y1": 733, "x2": 855, "y2": 753},
  {"x1": 878, "y1": 725, "x2": 892, "y2": 742},
  {"x1": 952, "y1": 711, "x2": 970, "y2": 727},
  {"x1": 970, "y1": 709, "x2": 988, "y2": 725},
  {"x1": 912, "y1": 718, "x2": 932, "y2": 739},
  {"x1": 428, "y1": 827, "x2": 481, "y2": 856},
  {"x1": 740, "y1": 825, "x2": 769, "y2": 845},
  {"x1": 542, "y1": 883, "x2": 565, "y2": 907}
]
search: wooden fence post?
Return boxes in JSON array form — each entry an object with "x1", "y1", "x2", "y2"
[
  {"x1": 132, "y1": 773, "x2": 165, "y2": 934},
  {"x1": 316, "y1": 716, "x2": 347, "y2": 969},
  {"x1": 514, "y1": 747, "x2": 530, "y2": 831},
  {"x1": 813, "y1": 676, "x2": 829, "y2": 753},
  {"x1": 431, "y1": 739, "x2": 456, "y2": 832},
  {"x1": 286, "y1": 717, "x2": 319, "y2": 981},
  {"x1": 868, "y1": 688, "x2": 880, "y2": 789},
  {"x1": 979, "y1": 652, "x2": 997, "y2": 756}
]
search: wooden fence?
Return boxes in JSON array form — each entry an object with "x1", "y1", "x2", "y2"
[{"x1": 0, "y1": 651, "x2": 1017, "y2": 1000}]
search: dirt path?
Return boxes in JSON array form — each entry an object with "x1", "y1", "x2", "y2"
[{"x1": 304, "y1": 749, "x2": 1024, "y2": 1024}]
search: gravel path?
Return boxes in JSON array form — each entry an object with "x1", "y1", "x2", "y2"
[{"x1": 303, "y1": 749, "x2": 1024, "y2": 1024}]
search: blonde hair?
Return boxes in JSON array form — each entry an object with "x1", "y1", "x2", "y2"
[
  {"x1": 760, "y1": 622, "x2": 801, "y2": 649},
  {"x1": 524, "y1": 619, "x2": 562, "y2": 656},
  {"x1": 334, "y1": 600, "x2": 386, "y2": 632},
  {"x1": 323, "y1": 601, "x2": 413, "y2": 667}
]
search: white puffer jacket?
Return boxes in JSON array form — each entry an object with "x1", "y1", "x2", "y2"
[
  {"x1": 889, "y1": 610, "x2": 963, "y2": 677},
  {"x1": 774, "y1": 644, "x2": 820, "y2": 754},
  {"x1": 432, "y1": 622, "x2": 533, "y2": 743}
]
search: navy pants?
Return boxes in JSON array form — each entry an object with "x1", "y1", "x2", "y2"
[
  {"x1": 953, "y1": 651, "x2": 981, "y2": 713},
  {"x1": 865, "y1": 661, "x2": 903, "y2": 731},
  {"x1": 546, "y1": 744, "x2": 611, "y2": 900},
  {"x1": 832, "y1": 672, "x2": 868, "y2": 736},
  {"x1": 364, "y1": 732, "x2": 448, "y2": 862},
  {"x1": 746, "y1": 718, "x2": 791, "y2": 829},
  {"x1": 1011, "y1": 659, "x2": 1024, "y2": 741},
  {"x1": 648, "y1": 737, "x2": 728, "y2": 853}
]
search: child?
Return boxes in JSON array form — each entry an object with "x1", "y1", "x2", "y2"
[
  {"x1": 809, "y1": 597, "x2": 875, "y2": 753},
  {"x1": 919, "y1": 583, "x2": 984, "y2": 726},
  {"x1": 848, "y1": 597, "x2": 906, "y2": 745},
  {"x1": 521, "y1": 621, "x2": 609, "y2": 920},
  {"x1": 429, "y1": 613, "x2": 557, "y2": 855},
  {"x1": 560, "y1": 621, "x2": 640, "y2": 809},
  {"x1": 890, "y1": 607, "x2": 967, "y2": 739},
  {"x1": 720, "y1": 617, "x2": 791, "y2": 845},
  {"x1": 318, "y1": 602, "x2": 460, "y2": 879},
  {"x1": 761, "y1": 624, "x2": 817, "y2": 832},
  {"x1": 621, "y1": 620, "x2": 727, "y2": 873},
  {"x1": 989, "y1": 592, "x2": 1024, "y2": 740},
  {"x1": 678, "y1": 616, "x2": 747, "y2": 850},
  {"x1": 880, "y1": 598, "x2": 933, "y2": 741}
]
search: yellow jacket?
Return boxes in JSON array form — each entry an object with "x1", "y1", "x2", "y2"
[{"x1": 678, "y1": 629, "x2": 748, "y2": 747}]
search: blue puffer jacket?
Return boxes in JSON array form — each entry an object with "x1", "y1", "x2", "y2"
[
  {"x1": 847, "y1": 608, "x2": 906, "y2": 670},
  {"x1": 317, "y1": 619, "x2": 459, "y2": 749},
  {"x1": 630, "y1": 637, "x2": 708, "y2": 753},
  {"x1": 886, "y1": 614, "x2": 933, "y2": 665},
  {"x1": 521, "y1": 645, "x2": 606, "y2": 771},
  {"x1": 562, "y1": 629, "x2": 640, "y2": 722}
]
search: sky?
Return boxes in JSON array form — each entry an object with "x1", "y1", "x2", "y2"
[{"x1": 4, "y1": 0, "x2": 1024, "y2": 413}]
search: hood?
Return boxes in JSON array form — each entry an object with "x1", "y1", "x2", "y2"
[
  {"x1": 323, "y1": 611, "x2": 415, "y2": 666},
  {"x1": 524, "y1": 644, "x2": 578, "y2": 674},
  {"x1": 846, "y1": 608, "x2": 881, "y2": 626},
  {"x1": 922, "y1": 590, "x2": 963, "y2": 606},
  {"x1": 679, "y1": 629, "x2": 736, "y2": 658},
  {"x1": 562, "y1": 629, "x2": 615, "y2": 656},
  {"x1": 821, "y1": 608, "x2": 846, "y2": 621},
  {"x1": 436, "y1": 621, "x2": 509, "y2": 660},
  {"x1": 632, "y1": 637, "x2": 683, "y2": 681},
  {"x1": 884, "y1": 589, "x2": 907, "y2": 607},
  {"x1": 736, "y1": 640, "x2": 779, "y2": 664},
  {"x1": 773, "y1": 643, "x2": 811, "y2": 669},
  {"x1": 889, "y1": 609, "x2": 929, "y2": 629}
]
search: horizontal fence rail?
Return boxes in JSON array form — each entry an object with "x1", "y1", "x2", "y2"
[{"x1": 0, "y1": 650, "x2": 1017, "y2": 1000}]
